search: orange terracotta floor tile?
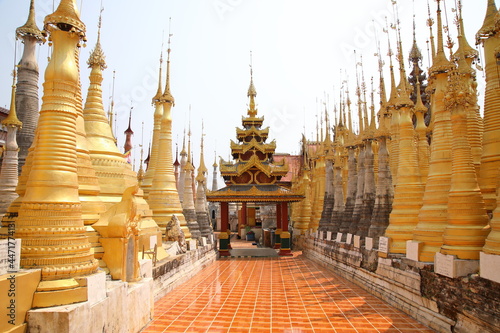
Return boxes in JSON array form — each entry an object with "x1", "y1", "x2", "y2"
[{"x1": 141, "y1": 246, "x2": 436, "y2": 333}]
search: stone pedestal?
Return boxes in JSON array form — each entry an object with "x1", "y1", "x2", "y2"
[
  {"x1": 28, "y1": 277, "x2": 153, "y2": 333},
  {"x1": 406, "y1": 240, "x2": 422, "y2": 262},
  {"x1": 188, "y1": 239, "x2": 197, "y2": 251},
  {"x1": 435, "y1": 252, "x2": 479, "y2": 278},
  {"x1": 336, "y1": 232, "x2": 343, "y2": 242},
  {"x1": 139, "y1": 259, "x2": 153, "y2": 279},
  {"x1": 353, "y1": 235, "x2": 361, "y2": 248},
  {"x1": 480, "y1": 251, "x2": 500, "y2": 284},
  {"x1": 378, "y1": 236, "x2": 390, "y2": 254},
  {"x1": 346, "y1": 233, "x2": 353, "y2": 244},
  {"x1": 365, "y1": 237, "x2": 373, "y2": 250}
]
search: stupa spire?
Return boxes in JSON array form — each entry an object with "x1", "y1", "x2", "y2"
[
  {"x1": 141, "y1": 51, "x2": 164, "y2": 198},
  {"x1": 147, "y1": 25, "x2": 191, "y2": 241},
  {"x1": 248, "y1": 51, "x2": 257, "y2": 117},
  {"x1": 0, "y1": 65, "x2": 23, "y2": 216},
  {"x1": 394, "y1": 2, "x2": 414, "y2": 107},
  {"x1": 453, "y1": 0, "x2": 478, "y2": 63},
  {"x1": 3, "y1": 71, "x2": 22, "y2": 129},
  {"x1": 124, "y1": 106, "x2": 134, "y2": 162},
  {"x1": 87, "y1": 8, "x2": 106, "y2": 70},
  {"x1": 16, "y1": 0, "x2": 43, "y2": 41},
  {"x1": 153, "y1": 50, "x2": 163, "y2": 104},
  {"x1": 162, "y1": 19, "x2": 174, "y2": 106},
  {"x1": 426, "y1": 0, "x2": 436, "y2": 60},
  {"x1": 197, "y1": 121, "x2": 208, "y2": 183},
  {"x1": 15, "y1": 0, "x2": 44, "y2": 173},
  {"x1": 212, "y1": 151, "x2": 218, "y2": 192},
  {"x1": 409, "y1": 15, "x2": 422, "y2": 63},
  {"x1": 430, "y1": 0, "x2": 450, "y2": 72}
]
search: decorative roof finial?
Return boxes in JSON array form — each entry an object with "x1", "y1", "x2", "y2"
[
  {"x1": 248, "y1": 50, "x2": 257, "y2": 117},
  {"x1": 87, "y1": 6, "x2": 106, "y2": 70},
  {"x1": 153, "y1": 49, "x2": 163, "y2": 104},
  {"x1": 3, "y1": 64, "x2": 22, "y2": 129},
  {"x1": 162, "y1": 17, "x2": 174, "y2": 105},
  {"x1": 385, "y1": 17, "x2": 398, "y2": 107},
  {"x1": 125, "y1": 105, "x2": 134, "y2": 135},
  {"x1": 426, "y1": 0, "x2": 436, "y2": 59},
  {"x1": 453, "y1": 0, "x2": 479, "y2": 62},
  {"x1": 197, "y1": 120, "x2": 208, "y2": 183},
  {"x1": 187, "y1": 105, "x2": 192, "y2": 163},
  {"x1": 392, "y1": 0, "x2": 414, "y2": 106},
  {"x1": 430, "y1": 0, "x2": 451, "y2": 74},
  {"x1": 409, "y1": 14, "x2": 423, "y2": 63},
  {"x1": 16, "y1": 0, "x2": 44, "y2": 42}
]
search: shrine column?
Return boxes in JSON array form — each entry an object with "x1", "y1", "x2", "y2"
[
  {"x1": 219, "y1": 202, "x2": 230, "y2": 256},
  {"x1": 239, "y1": 202, "x2": 247, "y2": 240},
  {"x1": 279, "y1": 202, "x2": 292, "y2": 255},
  {"x1": 275, "y1": 202, "x2": 282, "y2": 249}
]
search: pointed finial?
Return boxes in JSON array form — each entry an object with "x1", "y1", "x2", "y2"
[
  {"x1": 187, "y1": 105, "x2": 192, "y2": 163},
  {"x1": 108, "y1": 70, "x2": 116, "y2": 139},
  {"x1": 359, "y1": 55, "x2": 369, "y2": 132},
  {"x1": 87, "y1": 6, "x2": 106, "y2": 70},
  {"x1": 213, "y1": 150, "x2": 218, "y2": 167},
  {"x1": 429, "y1": 0, "x2": 452, "y2": 75},
  {"x1": 16, "y1": 0, "x2": 44, "y2": 42},
  {"x1": 453, "y1": 0, "x2": 479, "y2": 62},
  {"x1": 153, "y1": 49, "x2": 163, "y2": 104},
  {"x1": 196, "y1": 120, "x2": 208, "y2": 183},
  {"x1": 409, "y1": 15, "x2": 423, "y2": 62},
  {"x1": 162, "y1": 17, "x2": 175, "y2": 105},
  {"x1": 248, "y1": 51, "x2": 257, "y2": 117},
  {"x1": 385, "y1": 17, "x2": 398, "y2": 107},
  {"x1": 391, "y1": 1, "x2": 414, "y2": 107},
  {"x1": 3, "y1": 63, "x2": 22, "y2": 129},
  {"x1": 369, "y1": 76, "x2": 376, "y2": 131},
  {"x1": 125, "y1": 105, "x2": 134, "y2": 135},
  {"x1": 414, "y1": 72, "x2": 428, "y2": 114},
  {"x1": 180, "y1": 128, "x2": 187, "y2": 156},
  {"x1": 426, "y1": 0, "x2": 436, "y2": 59}
]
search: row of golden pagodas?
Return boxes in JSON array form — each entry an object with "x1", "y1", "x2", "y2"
[
  {"x1": 0, "y1": 0, "x2": 214, "y2": 308},
  {"x1": 290, "y1": 0, "x2": 500, "y2": 275}
]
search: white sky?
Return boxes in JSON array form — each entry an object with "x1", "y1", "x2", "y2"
[{"x1": 0, "y1": 0, "x2": 488, "y2": 187}]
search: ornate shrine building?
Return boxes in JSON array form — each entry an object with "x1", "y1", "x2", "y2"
[{"x1": 207, "y1": 71, "x2": 303, "y2": 256}]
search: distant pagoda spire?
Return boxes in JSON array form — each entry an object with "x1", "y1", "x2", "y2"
[
  {"x1": 195, "y1": 121, "x2": 213, "y2": 241},
  {"x1": 15, "y1": 0, "x2": 44, "y2": 174},
  {"x1": 183, "y1": 120, "x2": 201, "y2": 240},
  {"x1": 0, "y1": 65, "x2": 23, "y2": 216},
  {"x1": 124, "y1": 106, "x2": 134, "y2": 162},
  {"x1": 426, "y1": 0, "x2": 436, "y2": 60},
  {"x1": 141, "y1": 51, "x2": 164, "y2": 198},
  {"x1": 147, "y1": 24, "x2": 191, "y2": 241},
  {"x1": 211, "y1": 151, "x2": 218, "y2": 191}
]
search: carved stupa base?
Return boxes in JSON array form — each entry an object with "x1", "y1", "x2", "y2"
[{"x1": 31, "y1": 273, "x2": 106, "y2": 308}]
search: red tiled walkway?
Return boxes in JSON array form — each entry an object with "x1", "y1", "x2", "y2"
[{"x1": 142, "y1": 252, "x2": 434, "y2": 333}]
